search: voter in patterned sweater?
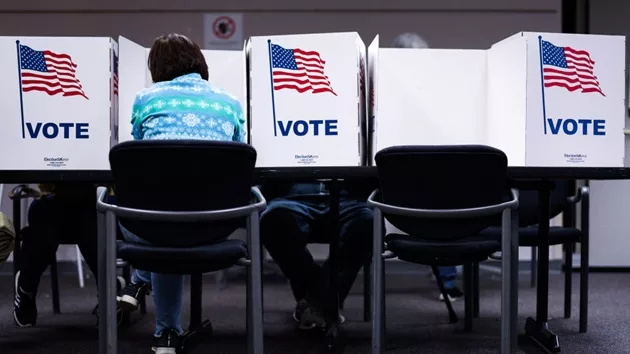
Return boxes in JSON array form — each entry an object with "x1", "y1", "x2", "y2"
[{"x1": 117, "y1": 32, "x2": 247, "y2": 354}]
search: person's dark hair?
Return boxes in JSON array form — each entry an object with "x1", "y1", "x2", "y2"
[{"x1": 147, "y1": 33, "x2": 209, "y2": 83}]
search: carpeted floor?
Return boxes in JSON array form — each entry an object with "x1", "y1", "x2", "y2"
[{"x1": 0, "y1": 268, "x2": 628, "y2": 353}]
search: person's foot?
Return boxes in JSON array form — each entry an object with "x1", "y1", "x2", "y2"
[
  {"x1": 13, "y1": 271, "x2": 37, "y2": 327},
  {"x1": 294, "y1": 300, "x2": 346, "y2": 330},
  {"x1": 93, "y1": 276, "x2": 127, "y2": 326},
  {"x1": 151, "y1": 328, "x2": 181, "y2": 354},
  {"x1": 117, "y1": 281, "x2": 150, "y2": 312},
  {"x1": 438, "y1": 287, "x2": 464, "y2": 302},
  {"x1": 292, "y1": 299, "x2": 310, "y2": 323}
]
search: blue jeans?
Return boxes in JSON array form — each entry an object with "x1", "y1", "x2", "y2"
[
  {"x1": 120, "y1": 224, "x2": 184, "y2": 336},
  {"x1": 439, "y1": 266, "x2": 457, "y2": 289}
]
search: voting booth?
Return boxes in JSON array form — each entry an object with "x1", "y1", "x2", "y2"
[
  {"x1": 248, "y1": 32, "x2": 365, "y2": 167},
  {"x1": 117, "y1": 36, "x2": 247, "y2": 143},
  {"x1": 367, "y1": 35, "x2": 488, "y2": 165},
  {"x1": 487, "y1": 32, "x2": 625, "y2": 167},
  {"x1": 0, "y1": 36, "x2": 117, "y2": 170}
]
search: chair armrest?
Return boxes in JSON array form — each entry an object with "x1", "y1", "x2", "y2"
[
  {"x1": 566, "y1": 185, "x2": 589, "y2": 205},
  {"x1": 367, "y1": 188, "x2": 519, "y2": 219},
  {"x1": 9, "y1": 184, "x2": 40, "y2": 200},
  {"x1": 96, "y1": 186, "x2": 267, "y2": 222}
]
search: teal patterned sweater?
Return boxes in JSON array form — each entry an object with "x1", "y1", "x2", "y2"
[{"x1": 131, "y1": 73, "x2": 246, "y2": 142}]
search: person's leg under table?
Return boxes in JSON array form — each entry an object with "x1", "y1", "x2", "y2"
[
  {"x1": 14, "y1": 197, "x2": 63, "y2": 327},
  {"x1": 118, "y1": 225, "x2": 185, "y2": 337},
  {"x1": 260, "y1": 198, "x2": 326, "y2": 328}
]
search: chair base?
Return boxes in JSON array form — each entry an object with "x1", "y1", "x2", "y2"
[
  {"x1": 525, "y1": 317, "x2": 560, "y2": 353},
  {"x1": 179, "y1": 320, "x2": 213, "y2": 353}
]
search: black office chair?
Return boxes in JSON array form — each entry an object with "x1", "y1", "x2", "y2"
[
  {"x1": 368, "y1": 145, "x2": 519, "y2": 353},
  {"x1": 100, "y1": 140, "x2": 265, "y2": 353},
  {"x1": 474, "y1": 180, "x2": 590, "y2": 332}
]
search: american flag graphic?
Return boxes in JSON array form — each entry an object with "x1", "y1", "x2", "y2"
[
  {"x1": 541, "y1": 39, "x2": 604, "y2": 96},
  {"x1": 18, "y1": 44, "x2": 89, "y2": 99},
  {"x1": 113, "y1": 54, "x2": 119, "y2": 96},
  {"x1": 359, "y1": 58, "x2": 365, "y2": 95},
  {"x1": 270, "y1": 43, "x2": 336, "y2": 95}
]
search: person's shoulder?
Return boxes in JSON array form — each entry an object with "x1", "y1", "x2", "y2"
[
  {"x1": 206, "y1": 82, "x2": 241, "y2": 106},
  {"x1": 134, "y1": 85, "x2": 161, "y2": 103}
]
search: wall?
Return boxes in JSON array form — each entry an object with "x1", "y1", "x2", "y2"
[
  {"x1": 0, "y1": 0, "x2": 561, "y2": 263},
  {"x1": 586, "y1": 0, "x2": 630, "y2": 267},
  {"x1": 0, "y1": 0, "x2": 560, "y2": 49}
]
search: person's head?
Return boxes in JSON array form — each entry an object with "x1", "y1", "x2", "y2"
[
  {"x1": 147, "y1": 33, "x2": 209, "y2": 83},
  {"x1": 391, "y1": 33, "x2": 430, "y2": 49}
]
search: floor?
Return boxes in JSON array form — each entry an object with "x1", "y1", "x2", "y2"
[{"x1": 0, "y1": 268, "x2": 628, "y2": 353}]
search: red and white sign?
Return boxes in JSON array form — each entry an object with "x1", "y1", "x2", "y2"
[{"x1": 203, "y1": 13, "x2": 243, "y2": 50}]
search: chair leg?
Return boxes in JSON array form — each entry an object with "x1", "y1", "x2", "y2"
[
  {"x1": 76, "y1": 245, "x2": 85, "y2": 289},
  {"x1": 372, "y1": 208, "x2": 386, "y2": 354},
  {"x1": 579, "y1": 230, "x2": 590, "y2": 333},
  {"x1": 564, "y1": 243, "x2": 573, "y2": 319},
  {"x1": 50, "y1": 254, "x2": 61, "y2": 314},
  {"x1": 189, "y1": 274, "x2": 202, "y2": 330},
  {"x1": 432, "y1": 266, "x2": 458, "y2": 324},
  {"x1": 363, "y1": 260, "x2": 371, "y2": 322},
  {"x1": 530, "y1": 246, "x2": 537, "y2": 288},
  {"x1": 463, "y1": 264, "x2": 474, "y2": 332},
  {"x1": 472, "y1": 262, "x2": 480, "y2": 318}
]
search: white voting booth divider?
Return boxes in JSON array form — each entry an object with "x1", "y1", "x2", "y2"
[
  {"x1": 248, "y1": 32, "x2": 365, "y2": 167},
  {"x1": 487, "y1": 32, "x2": 625, "y2": 167},
  {"x1": 369, "y1": 32, "x2": 625, "y2": 167},
  {"x1": 117, "y1": 36, "x2": 247, "y2": 143},
  {"x1": 368, "y1": 35, "x2": 488, "y2": 165},
  {"x1": 0, "y1": 36, "x2": 117, "y2": 170}
]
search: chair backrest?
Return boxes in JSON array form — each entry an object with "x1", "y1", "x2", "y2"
[
  {"x1": 110, "y1": 140, "x2": 256, "y2": 247},
  {"x1": 375, "y1": 145, "x2": 508, "y2": 241},
  {"x1": 515, "y1": 180, "x2": 570, "y2": 227}
]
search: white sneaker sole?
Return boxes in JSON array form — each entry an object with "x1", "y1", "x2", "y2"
[
  {"x1": 296, "y1": 314, "x2": 346, "y2": 330},
  {"x1": 13, "y1": 311, "x2": 33, "y2": 328},
  {"x1": 438, "y1": 294, "x2": 462, "y2": 302},
  {"x1": 153, "y1": 348, "x2": 177, "y2": 354},
  {"x1": 118, "y1": 295, "x2": 139, "y2": 312}
]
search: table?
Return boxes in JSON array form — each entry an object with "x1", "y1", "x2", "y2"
[{"x1": 3, "y1": 166, "x2": 630, "y2": 354}]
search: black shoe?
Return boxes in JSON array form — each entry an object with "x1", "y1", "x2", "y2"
[
  {"x1": 92, "y1": 304, "x2": 125, "y2": 326},
  {"x1": 13, "y1": 271, "x2": 37, "y2": 327},
  {"x1": 118, "y1": 282, "x2": 150, "y2": 312},
  {"x1": 93, "y1": 276, "x2": 127, "y2": 326},
  {"x1": 151, "y1": 328, "x2": 181, "y2": 354},
  {"x1": 439, "y1": 287, "x2": 464, "y2": 302},
  {"x1": 292, "y1": 299, "x2": 309, "y2": 323}
]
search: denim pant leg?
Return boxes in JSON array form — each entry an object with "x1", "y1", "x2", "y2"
[
  {"x1": 438, "y1": 266, "x2": 458, "y2": 289},
  {"x1": 119, "y1": 223, "x2": 185, "y2": 336}
]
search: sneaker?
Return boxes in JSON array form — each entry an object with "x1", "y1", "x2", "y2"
[
  {"x1": 299, "y1": 306, "x2": 327, "y2": 330},
  {"x1": 438, "y1": 287, "x2": 464, "y2": 302},
  {"x1": 293, "y1": 299, "x2": 346, "y2": 326},
  {"x1": 292, "y1": 299, "x2": 310, "y2": 323},
  {"x1": 151, "y1": 328, "x2": 181, "y2": 354},
  {"x1": 13, "y1": 271, "x2": 37, "y2": 327},
  {"x1": 118, "y1": 281, "x2": 150, "y2": 312}
]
